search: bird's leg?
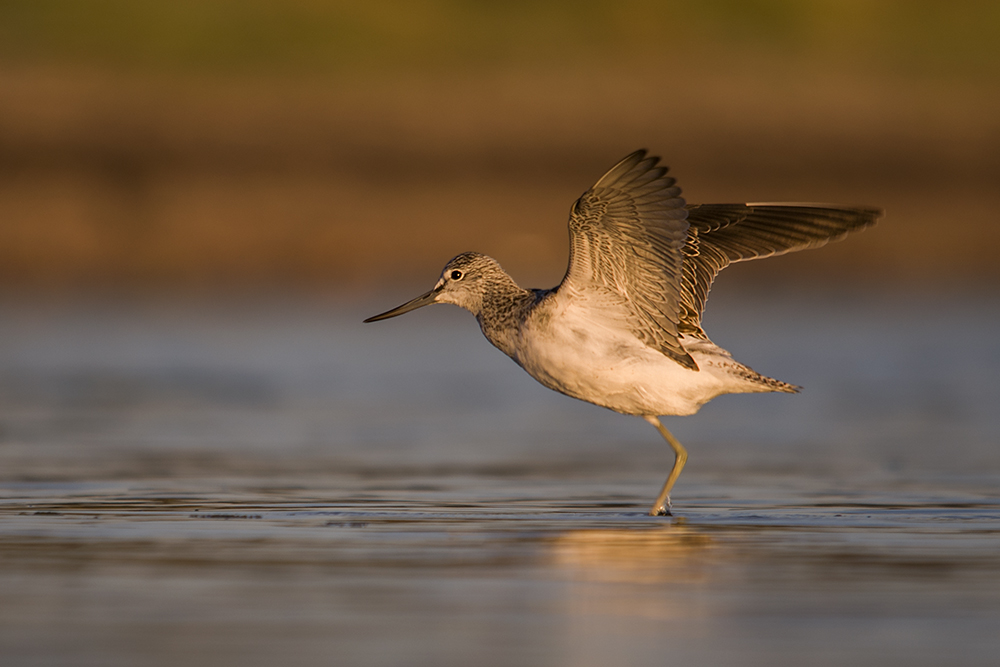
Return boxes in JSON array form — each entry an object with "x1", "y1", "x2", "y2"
[{"x1": 643, "y1": 415, "x2": 688, "y2": 517}]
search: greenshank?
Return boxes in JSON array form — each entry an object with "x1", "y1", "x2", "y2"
[{"x1": 365, "y1": 150, "x2": 880, "y2": 515}]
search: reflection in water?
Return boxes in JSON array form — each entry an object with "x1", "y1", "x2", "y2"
[
  {"x1": 549, "y1": 525, "x2": 719, "y2": 642},
  {"x1": 550, "y1": 526, "x2": 713, "y2": 584},
  {"x1": 1, "y1": 482, "x2": 999, "y2": 666}
]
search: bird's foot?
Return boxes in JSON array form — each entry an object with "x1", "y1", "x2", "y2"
[{"x1": 649, "y1": 502, "x2": 673, "y2": 517}]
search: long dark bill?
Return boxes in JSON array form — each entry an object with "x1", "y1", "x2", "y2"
[{"x1": 363, "y1": 288, "x2": 440, "y2": 323}]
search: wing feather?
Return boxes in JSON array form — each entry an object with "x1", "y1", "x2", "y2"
[
  {"x1": 679, "y1": 204, "x2": 882, "y2": 336},
  {"x1": 557, "y1": 152, "x2": 881, "y2": 362},
  {"x1": 559, "y1": 150, "x2": 694, "y2": 368}
]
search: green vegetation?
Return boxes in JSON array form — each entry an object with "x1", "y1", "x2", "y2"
[{"x1": 0, "y1": 0, "x2": 997, "y2": 78}]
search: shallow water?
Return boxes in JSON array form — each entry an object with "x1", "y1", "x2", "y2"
[{"x1": 1, "y1": 290, "x2": 999, "y2": 666}]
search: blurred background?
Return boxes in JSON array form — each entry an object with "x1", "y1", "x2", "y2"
[
  {"x1": 3, "y1": 0, "x2": 1000, "y2": 482},
  {"x1": 3, "y1": 5, "x2": 1000, "y2": 666},
  {"x1": 1, "y1": 0, "x2": 999, "y2": 294}
]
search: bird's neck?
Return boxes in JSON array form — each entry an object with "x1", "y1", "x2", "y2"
[{"x1": 473, "y1": 278, "x2": 537, "y2": 358}]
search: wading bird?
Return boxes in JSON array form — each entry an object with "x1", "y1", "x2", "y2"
[{"x1": 365, "y1": 150, "x2": 880, "y2": 515}]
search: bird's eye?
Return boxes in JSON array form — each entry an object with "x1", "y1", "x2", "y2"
[{"x1": 450, "y1": 270, "x2": 463, "y2": 280}]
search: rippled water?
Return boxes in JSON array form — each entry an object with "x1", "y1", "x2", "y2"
[{"x1": 1, "y1": 290, "x2": 998, "y2": 666}]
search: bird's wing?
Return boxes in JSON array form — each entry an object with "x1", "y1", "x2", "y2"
[
  {"x1": 679, "y1": 203, "x2": 883, "y2": 337},
  {"x1": 558, "y1": 150, "x2": 694, "y2": 369}
]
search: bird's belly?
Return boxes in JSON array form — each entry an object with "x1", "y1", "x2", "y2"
[{"x1": 513, "y1": 327, "x2": 725, "y2": 417}]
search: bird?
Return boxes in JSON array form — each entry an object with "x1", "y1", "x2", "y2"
[{"x1": 364, "y1": 150, "x2": 881, "y2": 516}]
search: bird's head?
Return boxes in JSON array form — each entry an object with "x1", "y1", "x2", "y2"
[{"x1": 363, "y1": 252, "x2": 507, "y2": 322}]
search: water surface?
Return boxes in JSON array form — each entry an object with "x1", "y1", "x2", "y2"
[{"x1": 1, "y1": 290, "x2": 998, "y2": 666}]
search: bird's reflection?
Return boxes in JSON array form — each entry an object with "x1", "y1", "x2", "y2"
[{"x1": 549, "y1": 525, "x2": 714, "y2": 584}]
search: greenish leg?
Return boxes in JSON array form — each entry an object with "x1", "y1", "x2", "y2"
[{"x1": 644, "y1": 415, "x2": 688, "y2": 516}]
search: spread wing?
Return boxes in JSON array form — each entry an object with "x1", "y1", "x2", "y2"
[
  {"x1": 557, "y1": 150, "x2": 694, "y2": 369},
  {"x1": 679, "y1": 204, "x2": 883, "y2": 337}
]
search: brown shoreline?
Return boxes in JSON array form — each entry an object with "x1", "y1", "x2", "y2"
[{"x1": 2, "y1": 65, "x2": 998, "y2": 289}]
